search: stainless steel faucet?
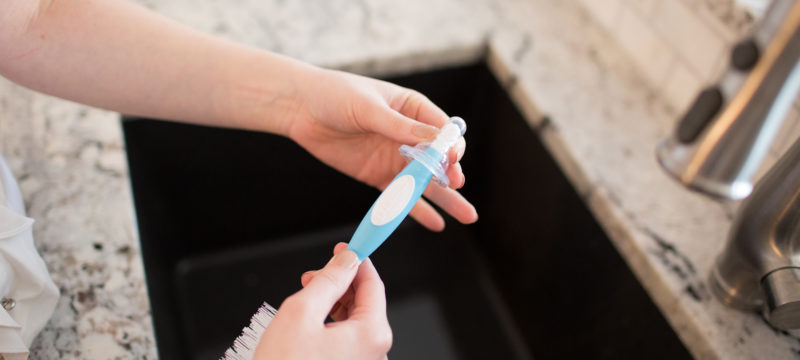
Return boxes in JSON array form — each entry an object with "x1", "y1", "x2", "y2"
[{"x1": 656, "y1": 0, "x2": 800, "y2": 329}]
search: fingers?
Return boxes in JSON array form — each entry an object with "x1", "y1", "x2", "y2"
[
  {"x1": 391, "y1": 90, "x2": 448, "y2": 129},
  {"x1": 347, "y1": 257, "x2": 388, "y2": 325},
  {"x1": 300, "y1": 242, "x2": 349, "y2": 287},
  {"x1": 366, "y1": 108, "x2": 440, "y2": 145},
  {"x1": 290, "y1": 248, "x2": 360, "y2": 321},
  {"x1": 333, "y1": 241, "x2": 349, "y2": 254},
  {"x1": 300, "y1": 271, "x2": 314, "y2": 287},
  {"x1": 368, "y1": 85, "x2": 471, "y2": 194},
  {"x1": 406, "y1": 151, "x2": 476, "y2": 227},
  {"x1": 407, "y1": 184, "x2": 479, "y2": 230},
  {"x1": 423, "y1": 185, "x2": 478, "y2": 224},
  {"x1": 299, "y1": 243, "x2": 353, "y2": 321},
  {"x1": 448, "y1": 137, "x2": 466, "y2": 164},
  {"x1": 331, "y1": 256, "x2": 393, "y2": 356},
  {"x1": 446, "y1": 162, "x2": 465, "y2": 189},
  {"x1": 408, "y1": 197, "x2": 445, "y2": 232},
  {"x1": 299, "y1": 243, "x2": 385, "y2": 325},
  {"x1": 362, "y1": 89, "x2": 449, "y2": 146},
  {"x1": 445, "y1": 137, "x2": 467, "y2": 190}
]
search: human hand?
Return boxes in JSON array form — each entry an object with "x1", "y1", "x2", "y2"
[
  {"x1": 253, "y1": 243, "x2": 391, "y2": 360},
  {"x1": 284, "y1": 68, "x2": 478, "y2": 231},
  {"x1": 0, "y1": 0, "x2": 476, "y2": 233}
]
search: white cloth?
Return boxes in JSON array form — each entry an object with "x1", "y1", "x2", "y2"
[{"x1": 0, "y1": 155, "x2": 59, "y2": 360}]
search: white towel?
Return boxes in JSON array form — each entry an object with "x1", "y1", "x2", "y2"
[{"x1": 0, "y1": 155, "x2": 59, "y2": 360}]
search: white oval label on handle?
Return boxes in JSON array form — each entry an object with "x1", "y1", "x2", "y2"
[{"x1": 371, "y1": 175, "x2": 416, "y2": 226}]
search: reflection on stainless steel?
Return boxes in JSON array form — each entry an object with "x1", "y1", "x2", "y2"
[
  {"x1": 709, "y1": 136, "x2": 800, "y2": 328},
  {"x1": 657, "y1": 0, "x2": 800, "y2": 329},
  {"x1": 656, "y1": 0, "x2": 800, "y2": 200}
]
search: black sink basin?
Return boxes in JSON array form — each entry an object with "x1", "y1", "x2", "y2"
[{"x1": 122, "y1": 64, "x2": 692, "y2": 359}]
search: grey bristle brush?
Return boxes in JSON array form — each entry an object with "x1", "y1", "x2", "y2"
[{"x1": 221, "y1": 302, "x2": 277, "y2": 360}]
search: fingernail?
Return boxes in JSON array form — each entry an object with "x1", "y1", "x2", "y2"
[
  {"x1": 452, "y1": 163, "x2": 464, "y2": 186},
  {"x1": 413, "y1": 124, "x2": 438, "y2": 141},
  {"x1": 330, "y1": 250, "x2": 359, "y2": 269},
  {"x1": 301, "y1": 271, "x2": 314, "y2": 285}
]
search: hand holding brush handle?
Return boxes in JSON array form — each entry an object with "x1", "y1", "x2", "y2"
[{"x1": 252, "y1": 243, "x2": 391, "y2": 360}]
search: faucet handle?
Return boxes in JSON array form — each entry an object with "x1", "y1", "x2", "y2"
[{"x1": 763, "y1": 268, "x2": 800, "y2": 330}]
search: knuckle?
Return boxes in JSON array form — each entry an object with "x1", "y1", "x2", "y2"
[
  {"x1": 392, "y1": 89, "x2": 425, "y2": 112},
  {"x1": 370, "y1": 325, "x2": 394, "y2": 353},
  {"x1": 357, "y1": 314, "x2": 392, "y2": 353},
  {"x1": 372, "y1": 278, "x2": 387, "y2": 293},
  {"x1": 281, "y1": 294, "x2": 311, "y2": 314},
  {"x1": 406, "y1": 89, "x2": 428, "y2": 103},
  {"x1": 406, "y1": 91, "x2": 429, "y2": 117},
  {"x1": 315, "y1": 268, "x2": 342, "y2": 289}
]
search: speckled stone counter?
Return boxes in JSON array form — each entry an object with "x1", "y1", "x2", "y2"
[{"x1": 1, "y1": 0, "x2": 798, "y2": 358}]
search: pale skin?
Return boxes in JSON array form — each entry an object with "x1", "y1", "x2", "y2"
[
  {"x1": 1, "y1": 0, "x2": 477, "y2": 359},
  {"x1": 256, "y1": 243, "x2": 392, "y2": 360}
]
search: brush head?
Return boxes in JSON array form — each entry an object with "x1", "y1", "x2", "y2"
[
  {"x1": 221, "y1": 302, "x2": 277, "y2": 360},
  {"x1": 398, "y1": 116, "x2": 467, "y2": 187},
  {"x1": 430, "y1": 117, "x2": 466, "y2": 154}
]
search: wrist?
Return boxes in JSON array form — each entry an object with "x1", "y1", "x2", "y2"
[{"x1": 221, "y1": 48, "x2": 321, "y2": 138}]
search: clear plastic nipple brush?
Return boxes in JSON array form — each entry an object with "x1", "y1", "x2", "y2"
[{"x1": 347, "y1": 116, "x2": 467, "y2": 260}]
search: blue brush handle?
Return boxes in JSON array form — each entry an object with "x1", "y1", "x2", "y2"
[{"x1": 347, "y1": 158, "x2": 434, "y2": 260}]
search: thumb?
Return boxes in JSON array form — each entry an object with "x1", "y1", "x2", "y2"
[
  {"x1": 362, "y1": 105, "x2": 440, "y2": 145},
  {"x1": 293, "y1": 249, "x2": 360, "y2": 320}
]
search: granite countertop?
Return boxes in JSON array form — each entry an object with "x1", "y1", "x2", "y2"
[{"x1": 0, "y1": 0, "x2": 798, "y2": 358}]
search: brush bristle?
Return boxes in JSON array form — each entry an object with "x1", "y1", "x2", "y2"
[{"x1": 221, "y1": 302, "x2": 278, "y2": 360}]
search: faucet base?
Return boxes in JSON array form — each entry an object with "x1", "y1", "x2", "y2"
[
  {"x1": 710, "y1": 265, "x2": 800, "y2": 330},
  {"x1": 709, "y1": 264, "x2": 762, "y2": 311},
  {"x1": 655, "y1": 139, "x2": 753, "y2": 200}
]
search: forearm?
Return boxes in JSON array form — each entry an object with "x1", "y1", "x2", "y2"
[{"x1": 0, "y1": 0, "x2": 316, "y2": 136}]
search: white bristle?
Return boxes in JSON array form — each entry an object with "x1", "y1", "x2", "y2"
[
  {"x1": 430, "y1": 122, "x2": 462, "y2": 154},
  {"x1": 221, "y1": 302, "x2": 278, "y2": 360}
]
